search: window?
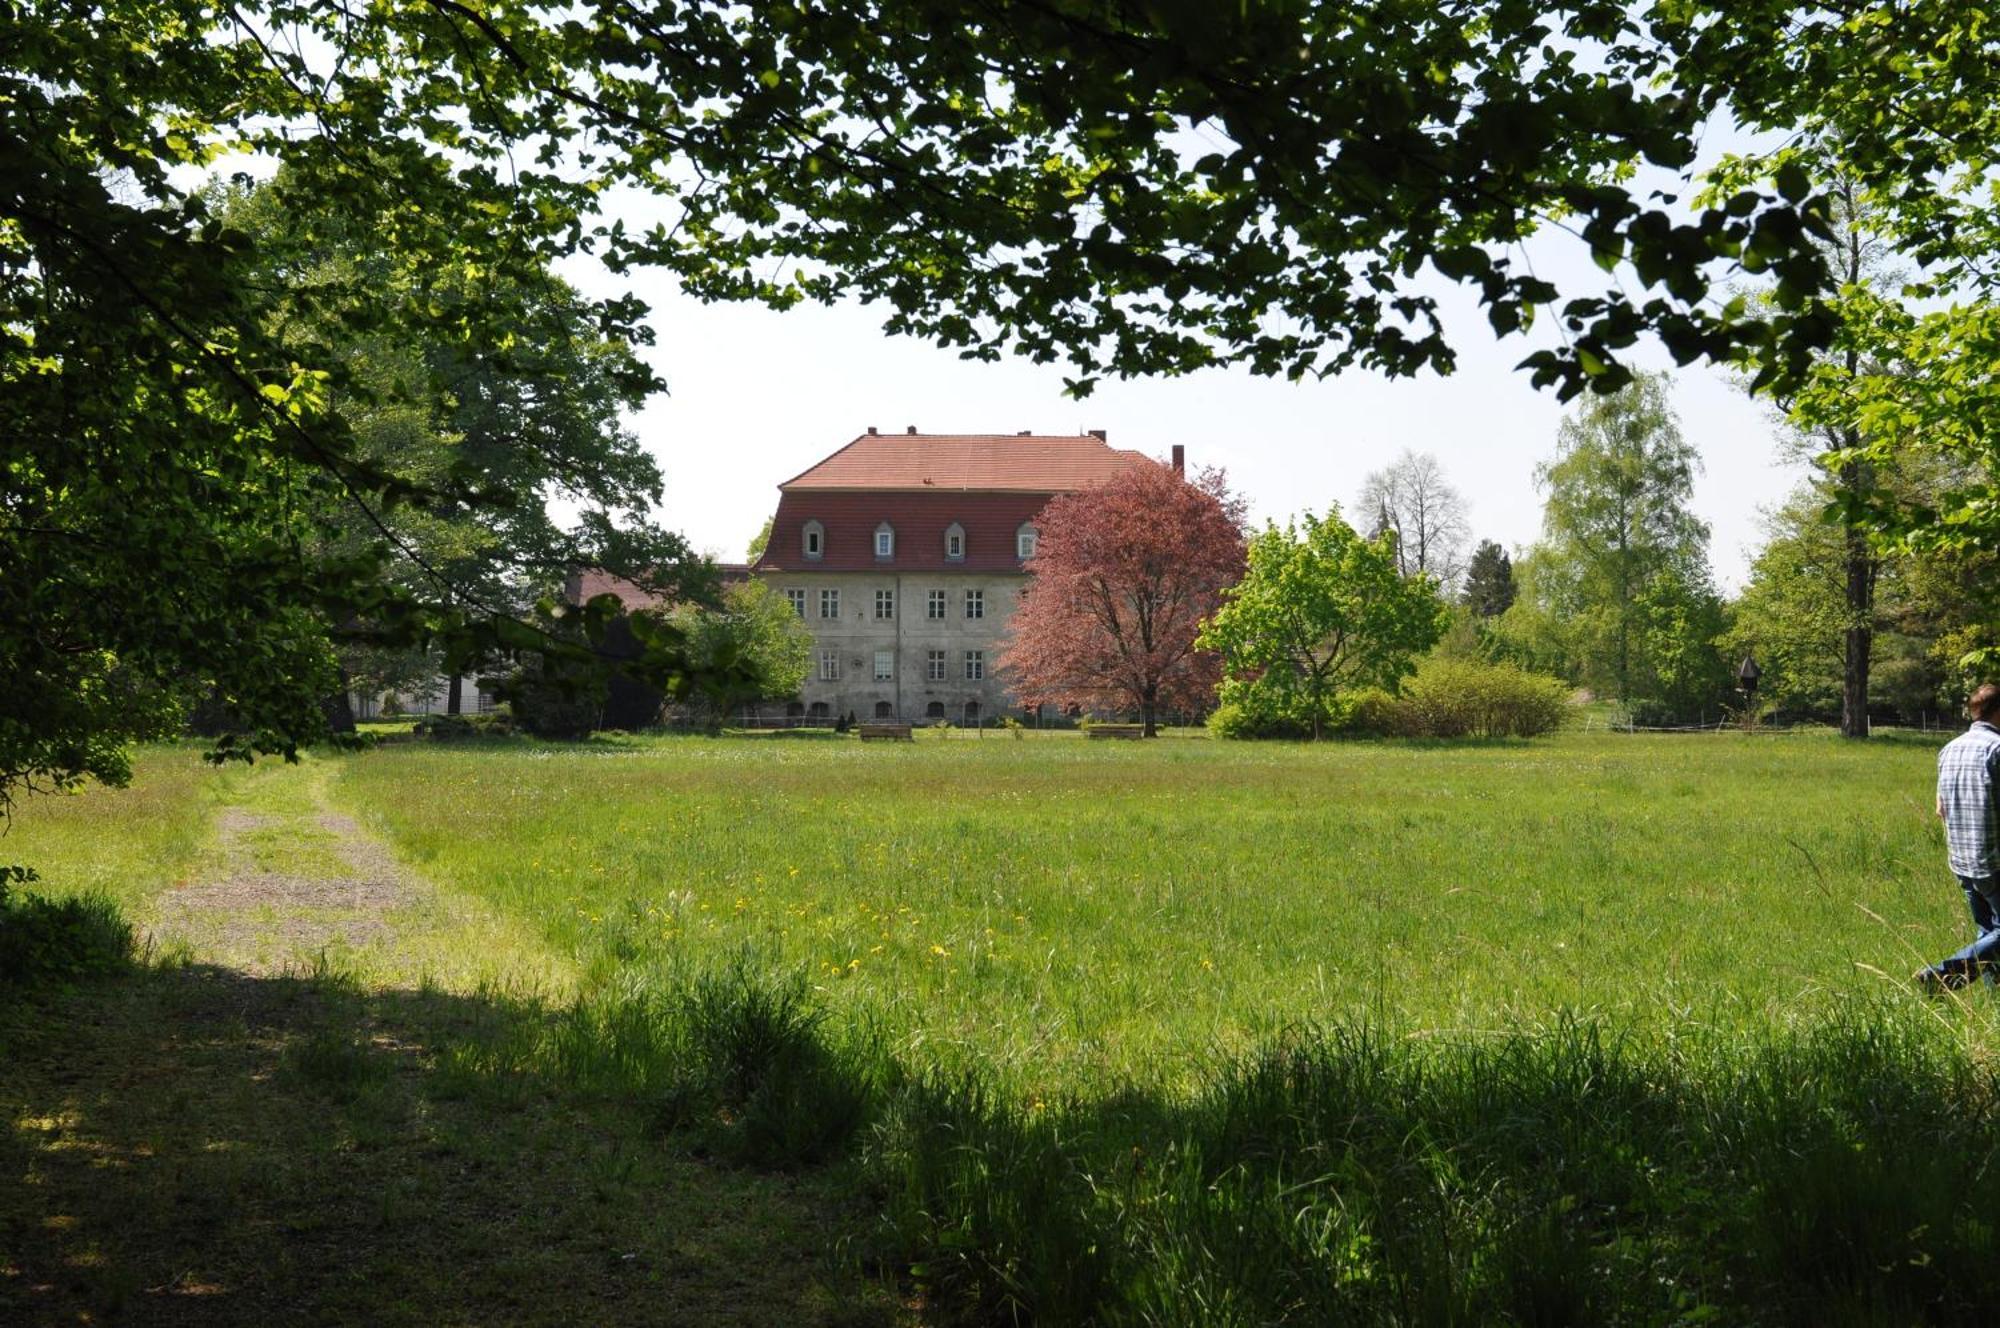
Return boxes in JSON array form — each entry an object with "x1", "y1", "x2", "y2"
[
  {"x1": 945, "y1": 522, "x2": 966, "y2": 560},
  {"x1": 963, "y1": 700, "x2": 981, "y2": 724},
  {"x1": 926, "y1": 649, "x2": 947, "y2": 682},
  {"x1": 926, "y1": 589, "x2": 946, "y2": 620},
  {"x1": 1017, "y1": 524, "x2": 1038, "y2": 559},
  {"x1": 785, "y1": 701, "x2": 805, "y2": 720},
  {"x1": 874, "y1": 588, "x2": 895, "y2": 620},
  {"x1": 803, "y1": 520, "x2": 824, "y2": 560},
  {"x1": 874, "y1": 649, "x2": 894, "y2": 680},
  {"x1": 818, "y1": 649, "x2": 841, "y2": 681},
  {"x1": 875, "y1": 523, "x2": 895, "y2": 558},
  {"x1": 874, "y1": 701, "x2": 894, "y2": 718},
  {"x1": 964, "y1": 589, "x2": 984, "y2": 620},
  {"x1": 785, "y1": 588, "x2": 806, "y2": 618},
  {"x1": 808, "y1": 701, "x2": 831, "y2": 720},
  {"x1": 964, "y1": 649, "x2": 985, "y2": 680},
  {"x1": 925, "y1": 701, "x2": 946, "y2": 719},
  {"x1": 819, "y1": 588, "x2": 840, "y2": 619}
]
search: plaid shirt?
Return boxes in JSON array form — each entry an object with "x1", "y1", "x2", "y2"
[{"x1": 1939, "y1": 720, "x2": 2000, "y2": 880}]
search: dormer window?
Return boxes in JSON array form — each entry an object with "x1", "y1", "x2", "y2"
[
  {"x1": 875, "y1": 523, "x2": 895, "y2": 559},
  {"x1": 1017, "y1": 523, "x2": 1038, "y2": 560},
  {"x1": 803, "y1": 520, "x2": 824, "y2": 560},
  {"x1": 945, "y1": 522, "x2": 966, "y2": 561}
]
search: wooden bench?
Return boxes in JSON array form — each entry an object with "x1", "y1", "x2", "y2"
[
  {"x1": 857, "y1": 723, "x2": 914, "y2": 742},
  {"x1": 1086, "y1": 723, "x2": 1147, "y2": 739}
]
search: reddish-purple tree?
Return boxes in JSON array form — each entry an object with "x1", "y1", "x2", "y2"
[{"x1": 1000, "y1": 461, "x2": 1246, "y2": 736}]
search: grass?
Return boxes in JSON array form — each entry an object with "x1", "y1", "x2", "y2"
[
  {"x1": 330, "y1": 728, "x2": 1967, "y2": 1090},
  {"x1": 0, "y1": 745, "x2": 233, "y2": 918},
  {"x1": 0, "y1": 962, "x2": 892, "y2": 1325},
  {"x1": 11, "y1": 727, "x2": 2000, "y2": 1323}
]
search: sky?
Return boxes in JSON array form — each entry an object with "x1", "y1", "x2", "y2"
[{"x1": 558, "y1": 249, "x2": 1805, "y2": 591}]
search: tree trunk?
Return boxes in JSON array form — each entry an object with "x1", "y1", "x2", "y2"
[
  {"x1": 447, "y1": 672, "x2": 463, "y2": 717},
  {"x1": 1837, "y1": 441, "x2": 1874, "y2": 741},
  {"x1": 1842, "y1": 521, "x2": 1873, "y2": 740},
  {"x1": 1141, "y1": 689, "x2": 1158, "y2": 738}
]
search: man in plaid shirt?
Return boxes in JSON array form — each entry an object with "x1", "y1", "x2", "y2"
[{"x1": 1917, "y1": 683, "x2": 2000, "y2": 991}]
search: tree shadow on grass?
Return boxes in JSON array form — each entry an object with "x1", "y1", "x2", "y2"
[{"x1": 0, "y1": 962, "x2": 894, "y2": 1328}]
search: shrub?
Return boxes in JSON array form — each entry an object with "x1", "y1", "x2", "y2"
[
  {"x1": 0, "y1": 888, "x2": 134, "y2": 988},
  {"x1": 1337, "y1": 659, "x2": 1570, "y2": 738},
  {"x1": 1206, "y1": 699, "x2": 1313, "y2": 740},
  {"x1": 1341, "y1": 686, "x2": 1417, "y2": 736},
  {"x1": 1395, "y1": 658, "x2": 1572, "y2": 737}
]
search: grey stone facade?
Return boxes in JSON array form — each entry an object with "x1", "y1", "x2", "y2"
[{"x1": 757, "y1": 569, "x2": 1027, "y2": 722}]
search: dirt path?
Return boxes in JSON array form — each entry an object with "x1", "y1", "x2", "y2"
[
  {"x1": 144, "y1": 761, "x2": 543, "y2": 989},
  {"x1": 1, "y1": 758, "x2": 894, "y2": 1326}
]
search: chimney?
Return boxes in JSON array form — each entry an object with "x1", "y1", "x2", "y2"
[
  {"x1": 1017, "y1": 429, "x2": 1031, "y2": 435},
  {"x1": 1171, "y1": 444, "x2": 1185, "y2": 474},
  {"x1": 906, "y1": 425, "x2": 917, "y2": 434},
  {"x1": 866, "y1": 425, "x2": 878, "y2": 435},
  {"x1": 1088, "y1": 428, "x2": 1107, "y2": 441}
]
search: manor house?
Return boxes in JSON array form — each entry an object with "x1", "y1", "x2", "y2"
[{"x1": 753, "y1": 427, "x2": 1162, "y2": 723}]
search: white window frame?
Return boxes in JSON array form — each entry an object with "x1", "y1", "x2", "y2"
[
  {"x1": 819, "y1": 588, "x2": 840, "y2": 619},
  {"x1": 785, "y1": 588, "x2": 806, "y2": 618},
  {"x1": 1017, "y1": 524, "x2": 1038, "y2": 559},
  {"x1": 875, "y1": 523, "x2": 895, "y2": 558},
  {"x1": 964, "y1": 650, "x2": 985, "y2": 681},
  {"x1": 926, "y1": 649, "x2": 947, "y2": 681},
  {"x1": 874, "y1": 588, "x2": 895, "y2": 620},
  {"x1": 945, "y1": 522, "x2": 966, "y2": 561},
  {"x1": 803, "y1": 520, "x2": 825, "y2": 560},
  {"x1": 964, "y1": 589, "x2": 984, "y2": 620},
  {"x1": 818, "y1": 649, "x2": 841, "y2": 682},
  {"x1": 926, "y1": 589, "x2": 947, "y2": 620},
  {"x1": 874, "y1": 649, "x2": 894, "y2": 681}
]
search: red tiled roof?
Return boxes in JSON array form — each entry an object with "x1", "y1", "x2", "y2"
[
  {"x1": 754, "y1": 492, "x2": 1063, "y2": 573},
  {"x1": 779, "y1": 431, "x2": 1150, "y2": 492}
]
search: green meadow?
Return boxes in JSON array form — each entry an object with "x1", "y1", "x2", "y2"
[
  {"x1": 9, "y1": 729, "x2": 2000, "y2": 1325},
  {"x1": 334, "y1": 729, "x2": 1965, "y2": 1083}
]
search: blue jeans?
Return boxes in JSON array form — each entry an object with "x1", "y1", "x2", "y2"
[{"x1": 1937, "y1": 876, "x2": 2000, "y2": 980}]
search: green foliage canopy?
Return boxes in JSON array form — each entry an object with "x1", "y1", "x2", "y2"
[
  {"x1": 1462, "y1": 540, "x2": 1518, "y2": 618},
  {"x1": 1200, "y1": 511, "x2": 1447, "y2": 739},
  {"x1": 1527, "y1": 374, "x2": 1719, "y2": 706},
  {"x1": 671, "y1": 581, "x2": 815, "y2": 726}
]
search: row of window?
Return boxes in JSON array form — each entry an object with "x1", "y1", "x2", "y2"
[
  {"x1": 800, "y1": 520, "x2": 1038, "y2": 562},
  {"x1": 786, "y1": 587, "x2": 988, "y2": 621},
  {"x1": 792, "y1": 700, "x2": 985, "y2": 721},
  {"x1": 818, "y1": 648, "x2": 986, "y2": 682}
]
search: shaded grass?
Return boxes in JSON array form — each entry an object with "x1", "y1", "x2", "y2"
[{"x1": 0, "y1": 958, "x2": 897, "y2": 1326}]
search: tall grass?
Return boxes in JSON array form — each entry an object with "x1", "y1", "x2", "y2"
[
  {"x1": 14, "y1": 730, "x2": 2000, "y2": 1320},
  {"x1": 326, "y1": 730, "x2": 1997, "y2": 1320},
  {"x1": 413, "y1": 949, "x2": 2000, "y2": 1324},
  {"x1": 2, "y1": 745, "x2": 232, "y2": 914},
  {"x1": 332, "y1": 730, "x2": 1964, "y2": 1089}
]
